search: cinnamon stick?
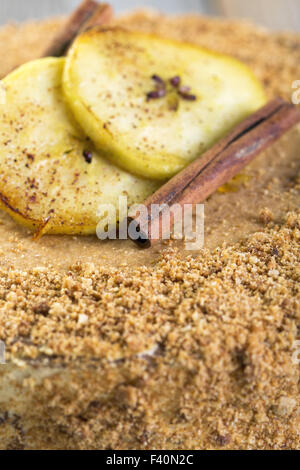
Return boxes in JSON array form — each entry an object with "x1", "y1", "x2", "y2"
[
  {"x1": 78, "y1": 3, "x2": 113, "y2": 32},
  {"x1": 41, "y1": 1, "x2": 113, "y2": 58},
  {"x1": 128, "y1": 98, "x2": 300, "y2": 248}
]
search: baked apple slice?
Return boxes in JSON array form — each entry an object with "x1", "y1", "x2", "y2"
[
  {"x1": 63, "y1": 28, "x2": 266, "y2": 180},
  {"x1": 0, "y1": 58, "x2": 158, "y2": 235}
]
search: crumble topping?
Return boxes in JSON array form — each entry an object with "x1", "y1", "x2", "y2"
[{"x1": 0, "y1": 210, "x2": 299, "y2": 365}]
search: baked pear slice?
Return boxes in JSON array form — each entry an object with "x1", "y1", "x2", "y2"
[
  {"x1": 0, "y1": 58, "x2": 158, "y2": 235},
  {"x1": 63, "y1": 28, "x2": 266, "y2": 180}
]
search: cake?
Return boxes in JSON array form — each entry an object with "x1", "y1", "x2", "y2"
[{"x1": 0, "y1": 9, "x2": 299, "y2": 450}]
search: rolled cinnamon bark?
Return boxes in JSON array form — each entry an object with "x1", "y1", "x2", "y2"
[
  {"x1": 41, "y1": 1, "x2": 113, "y2": 58},
  {"x1": 128, "y1": 98, "x2": 300, "y2": 248}
]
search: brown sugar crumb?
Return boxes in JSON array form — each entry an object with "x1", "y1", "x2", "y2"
[
  {"x1": 286, "y1": 211, "x2": 299, "y2": 229},
  {"x1": 215, "y1": 434, "x2": 231, "y2": 447},
  {"x1": 32, "y1": 302, "x2": 50, "y2": 316},
  {"x1": 259, "y1": 207, "x2": 274, "y2": 224}
]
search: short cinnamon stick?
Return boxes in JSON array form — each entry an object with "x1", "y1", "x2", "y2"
[
  {"x1": 41, "y1": 1, "x2": 113, "y2": 58},
  {"x1": 128, "y1": 98, "x2": 300, "y2": 248}
]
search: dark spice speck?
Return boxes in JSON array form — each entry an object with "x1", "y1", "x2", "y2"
[
  {"x1": 152, "y1": 74, "x2": 165, "y2": 86},
  {"x1": 146, "y1": 89, "x2": 166, "y2": 101},
  {"x1": 272, "y1": 247, "x2": 279, "y2": 257},
  {"x1": 170, "y1": 76, "x2": 181, "y2": 88},
  {"x1": 179, "y1": 93, "x2": 197, "y2": 101},
  {"x1": 33, "y1": 302, "x2": 50, "y2": 317},
  {"x1": 83, "y1": 150, "x2": 93, "y2": 164},
  {"x1": 215, "y1": 434, "x2": 231, "y2": 447}
]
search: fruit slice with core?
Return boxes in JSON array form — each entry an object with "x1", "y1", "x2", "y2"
[
  {"x1": 63, "y1": 28, "x2": 266, "y2": 180},
  {"x1": 0, "y1": 58, "x2": 158, "y2": 235}
]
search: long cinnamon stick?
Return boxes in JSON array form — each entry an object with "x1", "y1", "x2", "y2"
[
  {"x1": 78, "y1": 3, "x2": 113, "y2": 32},
  {"x1": 41, "y1": 1, "x2": 113, "y2": 58},
  {"x1": 128, "y1": 98, "x2": 300, "y2": 248}
]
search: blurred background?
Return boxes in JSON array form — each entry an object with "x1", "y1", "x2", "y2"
[{"x1": 0, "y1": 0, "x2": 299, "y2": 31}]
